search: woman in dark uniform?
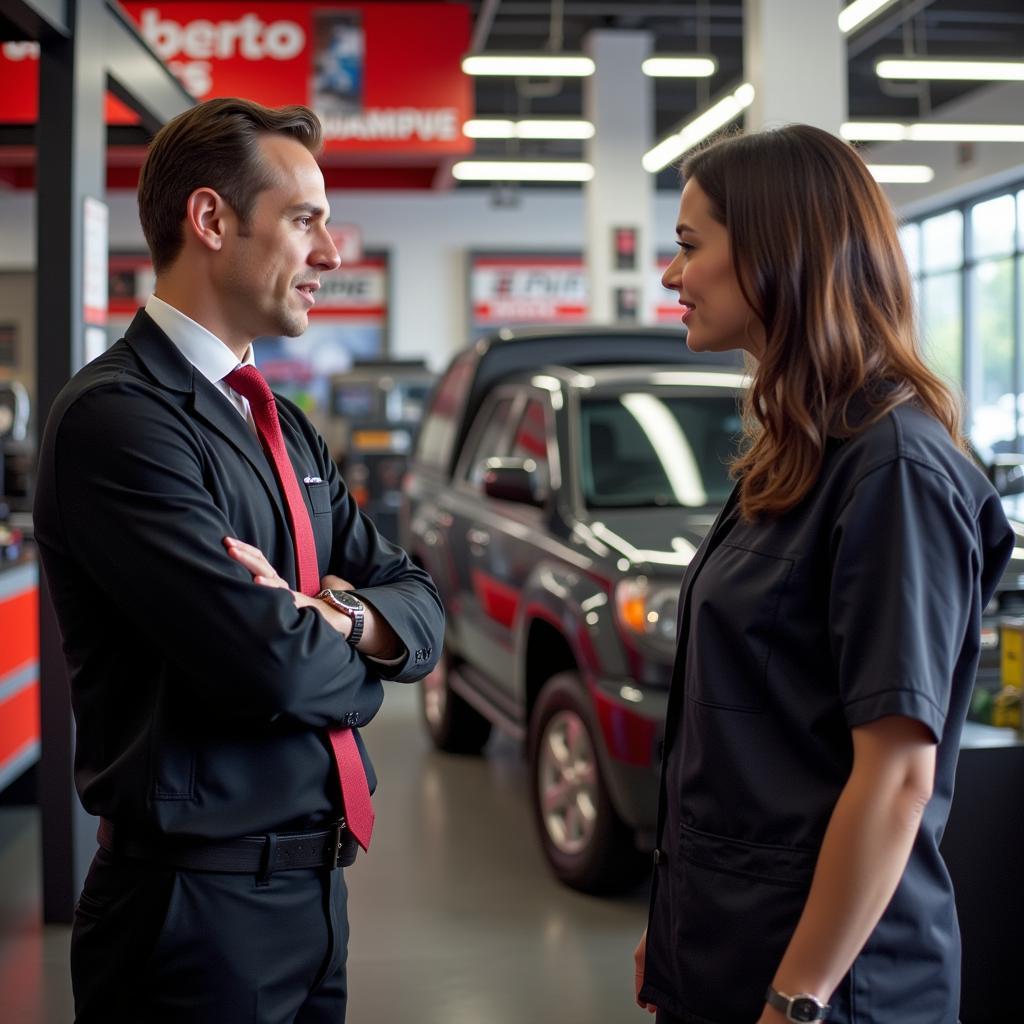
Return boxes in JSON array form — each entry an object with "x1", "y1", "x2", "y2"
[{"x1": 633, "y1": 124, "x2": 1014, "y2": 1024}]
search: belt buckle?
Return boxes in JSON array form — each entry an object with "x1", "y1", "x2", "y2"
[{"x1": 329, "y1": 820, "x2": 346, "y2": 867}]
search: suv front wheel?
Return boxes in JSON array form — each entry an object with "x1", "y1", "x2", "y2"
[
  {"x1": 420, "y1": 650, "x2": 492, "y2": 754},
  {"x1": 529, "y1": 672, "x2": 646, "y2": 893}
]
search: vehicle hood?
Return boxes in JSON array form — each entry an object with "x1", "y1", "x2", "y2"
[{"x1": 581, "y1": 506, "x2": 718, "y2": 572}]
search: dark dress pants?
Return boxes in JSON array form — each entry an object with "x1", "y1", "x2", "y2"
[{"x1": 71, "y1": 846, "x2": 349, "y2": 1024}]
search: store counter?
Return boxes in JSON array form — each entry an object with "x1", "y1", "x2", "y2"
[
  {"x1": 943, "y1": 722, "x2": 1024, "y2": 1023},
  {"x1": 0, "y1": 558, "x2": 39, "y2": 793}
]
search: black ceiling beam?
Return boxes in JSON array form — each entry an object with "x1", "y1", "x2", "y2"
[
  {"x1": 103, "y1": 0, "x2": 193, "y2": 132},
  {"x1": 0, "y1": 0, "x2": 67, "y2": 38}
]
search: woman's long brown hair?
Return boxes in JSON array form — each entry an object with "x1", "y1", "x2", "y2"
[{"x1": 682, "y1": 124, "x2": 962, "y2": 521}]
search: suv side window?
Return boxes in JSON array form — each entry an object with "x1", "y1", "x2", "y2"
[
  {"x1": 461, "y1": 396, "x2": 517, "y2": 488},
  {"x1": 414, "y1": 352, "x2": 475, "y2": 471},
  {"x1": 509, "y1": 397, "x2": 551, "y2": 498}
]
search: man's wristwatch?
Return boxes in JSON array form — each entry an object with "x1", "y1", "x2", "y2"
[
  {"x1": 765, "y1": 986, "x2": 830, "y2": 1023},
  {"x1": 316, "y1": 589, "x2": 365, "y2": 646}
]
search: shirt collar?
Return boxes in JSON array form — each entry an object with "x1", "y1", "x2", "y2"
[{"x1": 145, "y1": 293, "x2": 255, "y2": 383}]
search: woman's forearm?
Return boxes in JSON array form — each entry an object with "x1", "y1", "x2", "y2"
[{"x1": 758, "y1": 716, "x2": 936, "y2": 1021}]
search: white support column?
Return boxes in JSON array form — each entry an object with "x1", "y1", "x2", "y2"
[
  {"x1": 583, "y1": 30, "x2": 656, "y2": 325},
  {"x1": 744, "y1": 0, "x2": 846, "y2": 134}
]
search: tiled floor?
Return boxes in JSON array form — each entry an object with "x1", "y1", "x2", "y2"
[{"x1": 0, "y1": 682, "x2": 650, "y2": 1023}]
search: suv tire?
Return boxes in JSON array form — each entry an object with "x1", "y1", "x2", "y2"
[
  {"x1": 529, "y1": 672, "x2": 646, "y2": 893},
  {"x1": 420, "y1": 651, "x2": 492, "y2": 754}
]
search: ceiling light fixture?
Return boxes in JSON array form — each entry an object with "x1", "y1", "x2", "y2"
[
  {"x1": 876, "y1": 58, "x2": 1024, "y2": 82},
  {"x1": 462, "y1": 54, "x2": 595, "y2": 77},
  {"x1": 838, "y1": 0, "x2": 901, "y2": 35},
  {"x1": 843, "y1": 121, "x2": 1024, "y2": 143},
  {"x1": 840, "y1": 122, "x2": 907, "y2": 141},
  {"x1": 642, "y1": 83, "x2": 755, "y2": 174},
  {"x1": 641, "y1": 56, "x2": 717, "y2": 78},
  {"x1": 452, "y1": 160, "x2": 595, "y2": 182},
  {"x1": 463, "y1": 119, "x2": 595, "y2": 140},
  {"x1": 866, "y1": 164, "x2": 935, "y2": 184}
]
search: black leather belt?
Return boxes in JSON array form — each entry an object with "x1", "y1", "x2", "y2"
[{"x1": 97, "y1": 818, "x2": 357, "y2": 878}]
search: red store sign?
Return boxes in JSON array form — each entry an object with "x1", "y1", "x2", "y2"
[
  {"x1": 0, "y1": 3, "x2": 472, "y2": 158},
  {"x1": 471, "y1": 255, "x2": 590, "y2": 327}
]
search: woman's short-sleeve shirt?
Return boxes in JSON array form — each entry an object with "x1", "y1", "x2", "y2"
[{"x1": 640, "y1": 403, "x2": 1014, "y2": 1024}]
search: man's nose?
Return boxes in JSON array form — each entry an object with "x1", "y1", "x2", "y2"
[{"x1": 314, "y1": 229, "x2": 342, "y2": 271}]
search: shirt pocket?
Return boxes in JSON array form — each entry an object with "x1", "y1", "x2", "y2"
[
  {"x1": 687, "y1": 541, "x2": 793, "y2": 712},
  {"x1": 671, "y1": 825, "x2": 817, "y2": 1020},
  {"x1": 304, "y1": 480, "x2": 332, "y2": 516}
]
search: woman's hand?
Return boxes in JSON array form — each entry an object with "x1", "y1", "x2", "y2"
[{"x1": 634, "y1": 928, "x2": 656, "y2": 1014}]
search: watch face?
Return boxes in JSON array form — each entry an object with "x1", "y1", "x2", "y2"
[
  {"x1": 790, "y1": 998, "x2": 820, "y2": 1023},
  {"x1": 329, "y1": 590, "x2": 361, "y2": 610}
]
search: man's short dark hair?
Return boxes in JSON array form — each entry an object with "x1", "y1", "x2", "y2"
[{"x1": 138, "y1": 97, "x2": 323, "y2": 273}]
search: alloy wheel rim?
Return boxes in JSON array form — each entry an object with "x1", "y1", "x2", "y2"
[{"x1": 538, "y1": 708, "x2": 599, "y2": 856}]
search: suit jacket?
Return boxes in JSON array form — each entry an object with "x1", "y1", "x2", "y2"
[{"x1": 33, "y1": 310, "x2": 444, "y2": 840}]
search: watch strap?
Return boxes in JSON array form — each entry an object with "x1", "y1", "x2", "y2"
[
  {"x1": 765, "y1": 986, "x2": 830, "y2": 1022},
  {"x1": 317, "y1": 589, "x2": 365, "y2": 646}
]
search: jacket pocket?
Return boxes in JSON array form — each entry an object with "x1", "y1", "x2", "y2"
[
  {"x1": 670, "y1": 825, "x2": 817, "y2": 1022},
  {"x1": 305, "y1": 480, "x2": 332, "y2": 516},
  {"x1": 687, "y1": 542, "x2": 793, "y2": 712}
]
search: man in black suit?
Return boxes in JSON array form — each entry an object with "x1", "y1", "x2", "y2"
[{"x1": 33, "y1": 97, "x2": 444, "y2": 1024}]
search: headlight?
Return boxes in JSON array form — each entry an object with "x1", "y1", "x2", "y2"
[{"x1": 615, "y1": 577, "x2": 679, "y2": 645}]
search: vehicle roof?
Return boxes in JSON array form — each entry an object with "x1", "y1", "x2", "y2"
[
  {"x1": 429, "y1": 324, "x2": 743, "y2": 478},
  {"x1": 474, "y1": 324, "x2": 692, "y2": 346},
  {"x1": 522, "y1": 362, "x2": 749, "y2": 391}
]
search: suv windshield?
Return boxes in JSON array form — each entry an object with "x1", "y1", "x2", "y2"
[{"x1": 580, "y1": 391, "x2": 742, "y2": 508}]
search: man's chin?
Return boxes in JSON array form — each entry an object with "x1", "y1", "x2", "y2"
[{"x1": 273, "y1": 312, "x2": 309, "y2": 339}]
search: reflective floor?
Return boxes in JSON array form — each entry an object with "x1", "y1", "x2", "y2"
[{"x1": 0, "y1": 682, "x2": 650, "y2": 1023}]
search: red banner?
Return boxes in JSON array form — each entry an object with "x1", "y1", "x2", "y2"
[
  {"x1": 471, "y1": 255, "x2": 589, "y2": 326},
  {"x1": 0, "y1": 3, "x2": 472, "y2": 157}
]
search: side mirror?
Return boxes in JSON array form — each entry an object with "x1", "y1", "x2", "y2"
[
  {"x1": 990, "y1": 455, "x2": 1024, "y2": 498},
  {"x1": 481, "y1": 457, "x2": 544, "y2": 506}
]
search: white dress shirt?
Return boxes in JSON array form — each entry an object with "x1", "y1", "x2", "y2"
[{"x1": 145, "y1": 293, "x2": 256, "y2": 430}]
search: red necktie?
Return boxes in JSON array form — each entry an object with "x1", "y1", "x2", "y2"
[{"x1": 225, "y1": 365, "x2": 375, "y2": 851}]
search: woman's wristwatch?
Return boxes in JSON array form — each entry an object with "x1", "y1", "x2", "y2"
[
  {"x1": 764, "y1": 986, "x2": 830, "y2": 1022},
  {"x1": 316, "y1": 589, "x2": 365, "y2": 646}
]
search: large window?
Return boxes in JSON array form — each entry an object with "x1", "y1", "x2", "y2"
[{"x1": 902, "y1": 184, "x2": 1024, "y2": 455}]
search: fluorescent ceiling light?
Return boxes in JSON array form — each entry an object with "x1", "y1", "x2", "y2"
[
  {"x1": 452, "y1": 161, "x2": 595, "y2": 182},
  {"x1": 642, "y1": 56, "x2": 717, "y2": 78},
  {"x1": 642, "y1": 82, "x2": 755, "y2": 173},
  {"x1": 841, "y1": 121, "x2": 907, "y2": 142},
  {"x1": 867, "y1": 164, "x2": 935, "y2": 184},
  {"x1": 843, "y1": 122, "x2": 1024, "y2": 143},
  {"x1": 908, "y1": 123, "x2": 1024, "y2": 142},
  {"x1": 462, "y1": 54, "x2": 595, "y2": 77},
  {"x1": 838, "y1": 0, "x2": 901, "y2": 35},
  {"x1": 876, "y1": 58, "x2": 1024, "y2": 82},
  {"x1": 463, "y1": 119, "x2": 595, "y2": 140},
  {"x1": 463, "y1": 119, "x2": 517, "y2": 139}
]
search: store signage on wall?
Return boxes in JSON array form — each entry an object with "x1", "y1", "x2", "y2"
[
  {"x1": 471, "y1": 255, "x2": 589, "y2": 327},
  {"x1": 312, "y1": 255, "x2": 387, "y2": 321},
  {"x1": 108, "y1": 251, "x2": 387, "y2": 324},
  {"x1": 0, "y1": 3, "x2": 472, "y2": 157}
]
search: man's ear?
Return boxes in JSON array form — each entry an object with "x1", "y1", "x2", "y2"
[{"x1": 184, "y1": 187, "x2": 231, "y2": 253}]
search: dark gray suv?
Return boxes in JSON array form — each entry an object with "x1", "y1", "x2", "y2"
[{"x1": 399, "y1": 327, "x2": 745, "y2": 891}]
